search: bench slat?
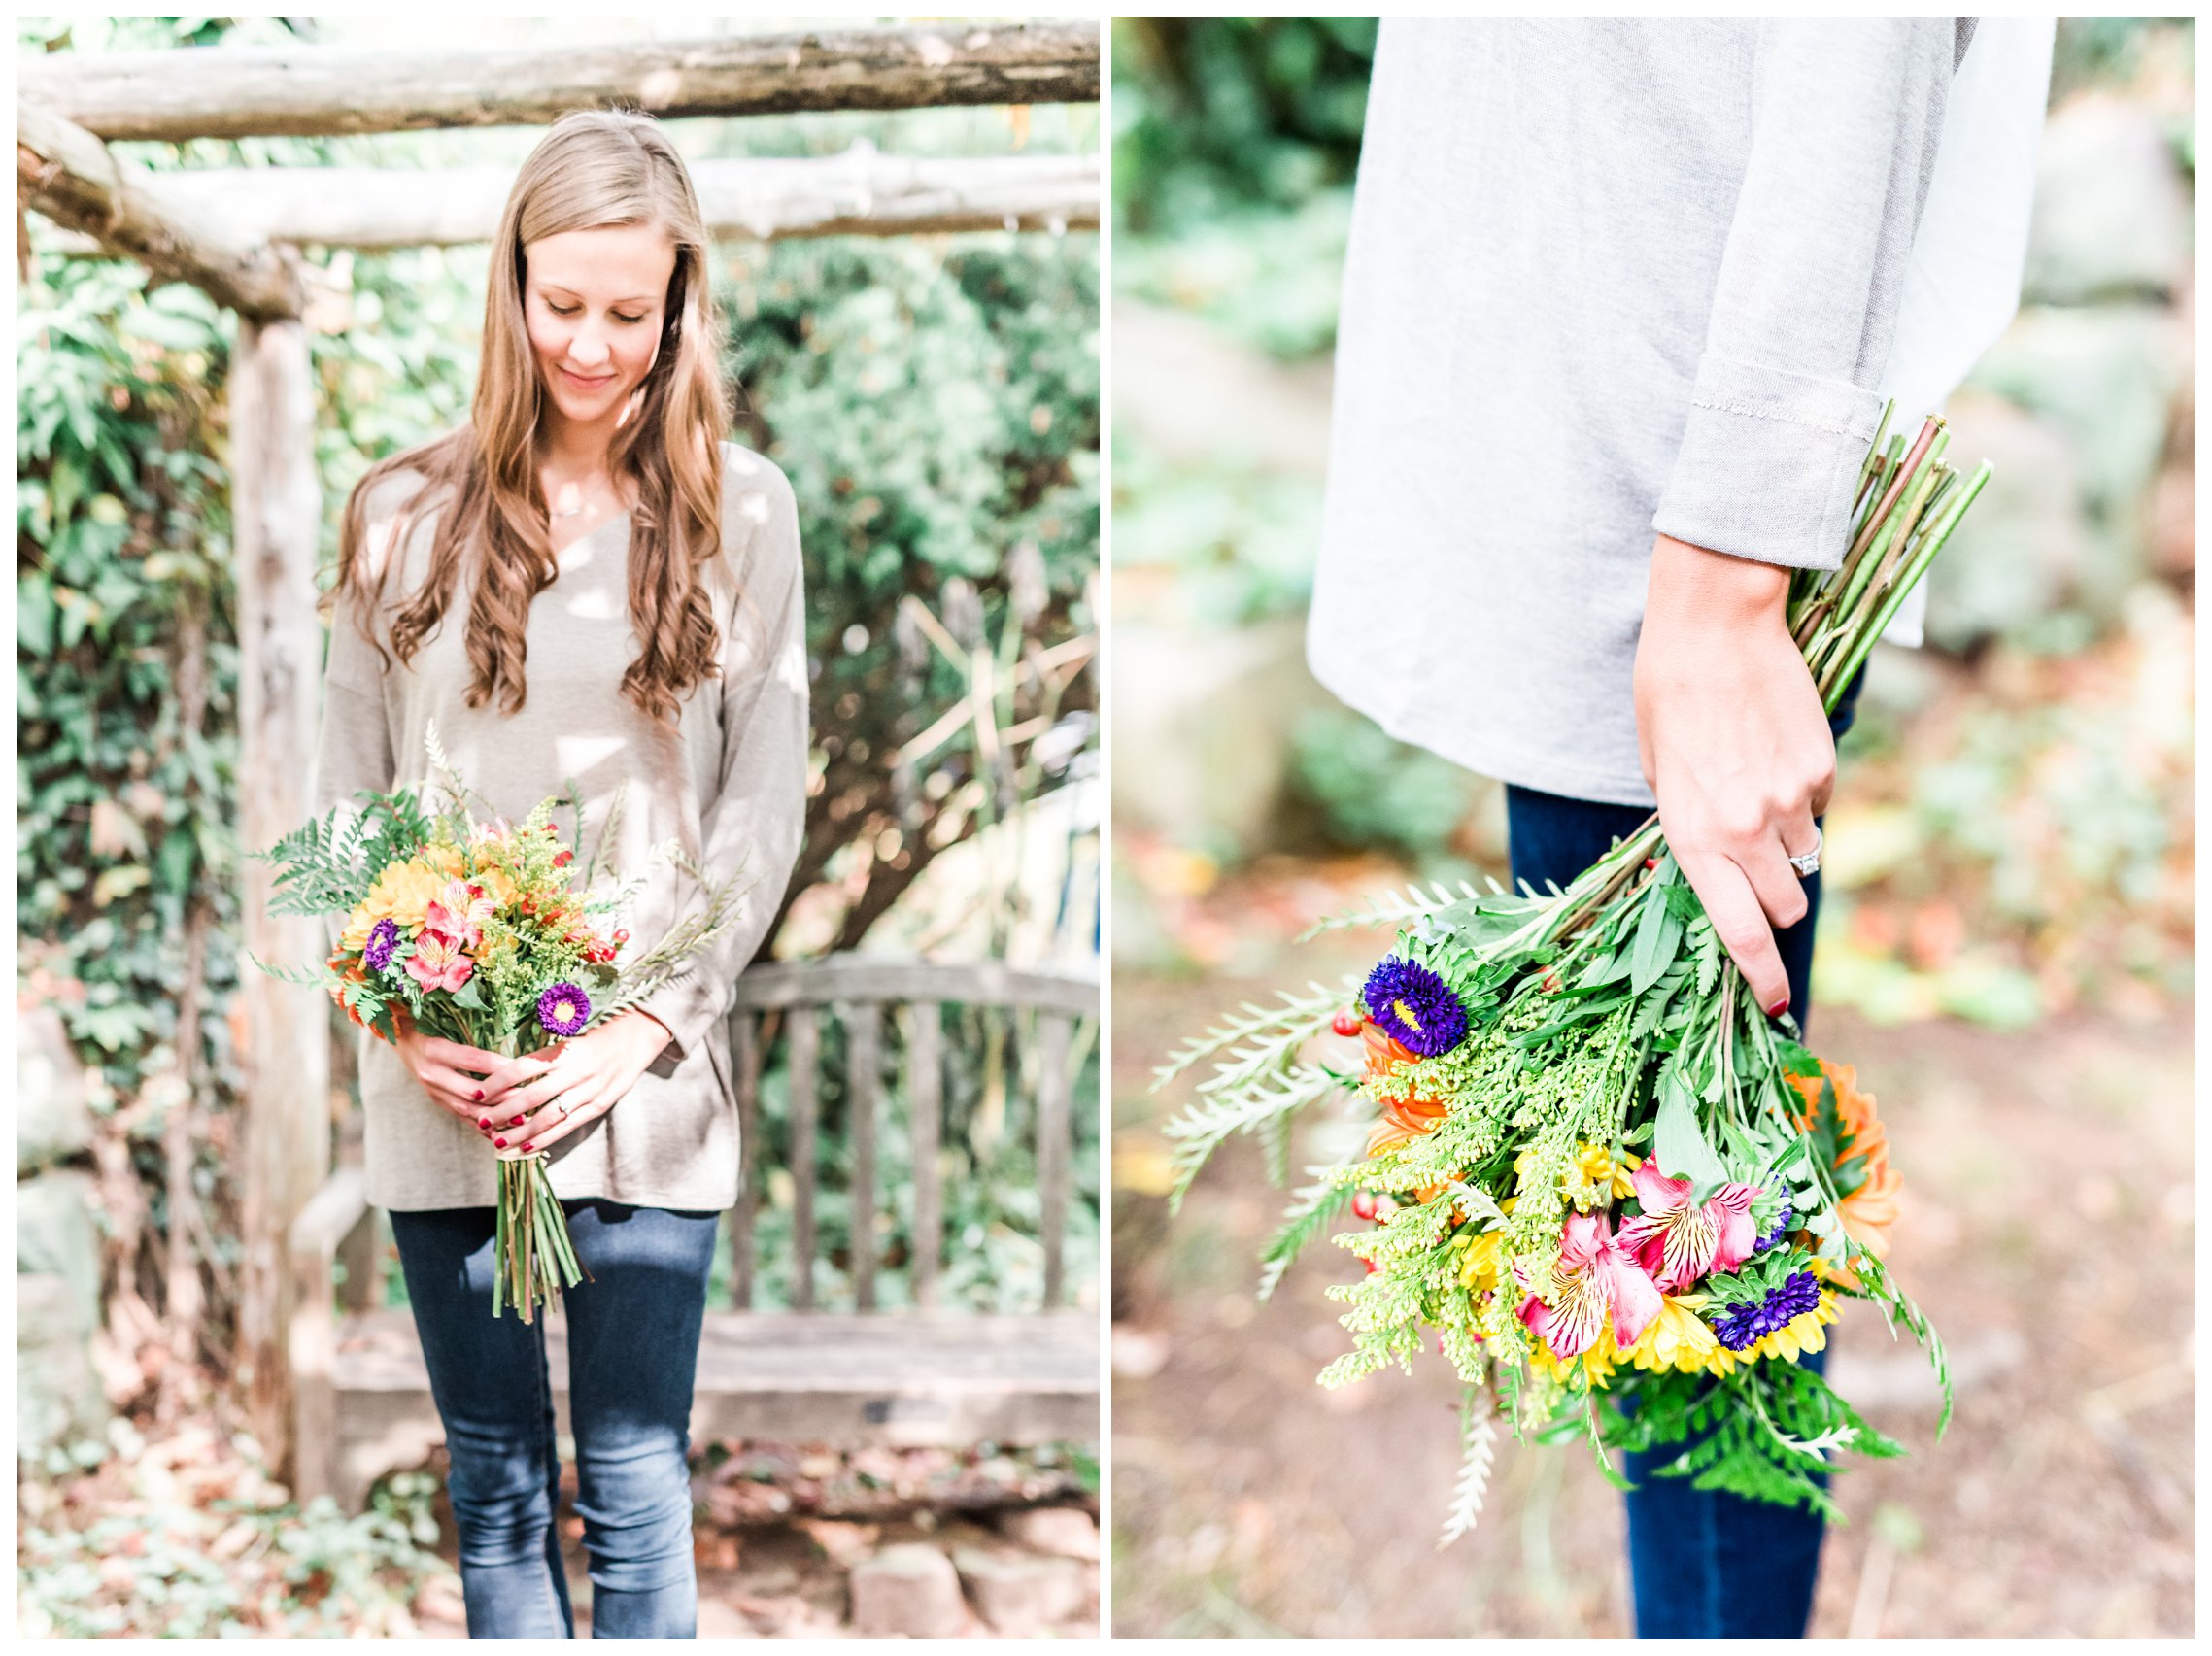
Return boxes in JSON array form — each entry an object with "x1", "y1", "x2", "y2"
[
  {"x1": 731, "y1": 957, "x2": 1095, "y2": 1016},
  {"x1": 787, "y1": 1005, "x2": 819, "y2": 1311},
  {"x1": 730, "y1": 1009, "x2": 761, "y2": 1310},
  {"x1": 845, "y1": 1001, "x2": 880, "y2": 1311},
  {"x1": 323, "y1": 1306, "x2": 1100, "y2": 1504},
  {"x1": 908, "y1": 1004, "x2": 942, "y2": 1310},
  {"x1": 1037, "y1": 1012, "x2": 1073, "y2": 1309}
]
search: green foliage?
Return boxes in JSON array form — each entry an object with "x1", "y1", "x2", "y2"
[
  {"x1": 725, "y1": 233, "x2": 1100, "y2": 950},
  {"x1": 1113, "y1": 17, "x2": 1377, "y2": 234},
  {"x1": 1603, "y1": 1362, "x2": 1903, "y2": 1521},
  {"x1": 1290, "y1": 704, "x2": 1481, "y2": 861},
  {"x1": 1112, "y1": 17, "x2": 1374, "y2": 359},
  {"x1": 1108, "y1": 434, "x2": 1321, "y2": 620},
  {"x1": 17, "y1": 1445, "x2": 450, "y2": 1639}
]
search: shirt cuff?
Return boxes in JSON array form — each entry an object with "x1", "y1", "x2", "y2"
[
  {"x1": 631, "y1": 969, "x2": 724, "y2": 1074},
  {"x1": 1651, "y1": 352, "x2": 1882, "y2": 573}
]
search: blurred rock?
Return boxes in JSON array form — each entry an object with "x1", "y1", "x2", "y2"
[
  {"x1": 1919, "y1": 391, "x2": 2089, "y2": 651},
  {"x1": 1969, "y1": 304, "x2": 2186, "y2": 522},
  {"x1": 2147, "y1": 463, "x2": 2194, "y2": 579},
  {"x1": 2023, "y1": 95, "x2": 2193, "y2": 305},
  {"x1": 998, "y1": 1504, "x2": 1102, "y2": 1560},
  {"x1": 1112, "y1": 615, "x2": 1331, "y2": 856},
  {"x1": 17, "y1": 1005, "x2": 94, "y2": 1175},
  {"x1": 849, "y1": 1542, "x2": 967, "y2": 1639},
  {"x1": 17, "y1": 1167, "x2": 103, "y2": 1331},
  {"x1": 17, "y1": 1274, "x2": 109, "y2": 1462},
  {"x1": 1115, "y1": 299, "x2": 1335, "y2": 472},
  {"x1": 953, "y1": 1543, "x2": 1088, "y2": 1634}
]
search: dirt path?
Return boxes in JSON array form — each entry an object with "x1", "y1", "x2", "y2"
[{"x1": 1113, "y1": 952, "x2": 2194, "y2": 1638}]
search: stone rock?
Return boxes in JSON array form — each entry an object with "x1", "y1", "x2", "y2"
[
  {"x1": 848, "y1": 1542, "x2": 968, "y2": 1639},
  {"x1": 1968, "y1": 304, "x2": 2185, "y2": 520},
  {"x1": 1110, "y1": 614, "x2": 1333, "y2": 857},
  {"x1": 2024, "y1": 94, "x2": 2193, "y2": 305},
  {"x1": 17, "y1": 1168, "x2": 103, "y2": 1334},
  {"x1": 1917, "y1": 390, "x2": 2091, "y2": 652},
  {"x1": 17, "y1": 1005, "x2": 94, "y2": 1176},
  {"x1": 952, "y1": 1544, "x2": 1088, "y2": 1635},
  {"x1": 17, "y1": 1273, "x2": 109, "y2": 1461},
  {"x1": 997, "y1": 1504, "x2": 1101, "y2": 1561}
]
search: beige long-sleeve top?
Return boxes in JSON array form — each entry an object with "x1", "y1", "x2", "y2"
[
  {"x1": 1309, "y1": 17, "x2": 1977, "y2": 808},
  {"x1": 313, "y1": 439, "x2": 808, "y2": 1212}
]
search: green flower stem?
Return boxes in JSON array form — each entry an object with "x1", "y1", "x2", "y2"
[{"x1": 1821, "y1": 459, "x2": 1991, "y2": 709}]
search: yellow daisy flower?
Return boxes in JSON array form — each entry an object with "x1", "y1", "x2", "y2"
[{"x1": 1622, "y1": 1291, "x2": 1740, "y2": 1377}]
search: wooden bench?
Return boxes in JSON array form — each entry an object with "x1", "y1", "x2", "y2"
[{"x1": 289, "y1": 956, "x2": 1099, "y2": 1511}]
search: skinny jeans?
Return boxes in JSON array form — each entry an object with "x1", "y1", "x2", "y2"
[
  {"x1": 390, "y1": 1200, "x2": 718, "y2": 1640},
  {"x1": 1502, "y1": 666, "x2": 1863, "y2": 1639}
]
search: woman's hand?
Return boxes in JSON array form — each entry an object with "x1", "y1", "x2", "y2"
[
  {"x1": 1633, "y1": 532, "x2": 1834, "y2": 1018},
  {"x1": 391, "y1": 1015, "x2": 541, "y2": 1129},
  {"x1": 477, "y1": 1011, "x2": 675, "y2": 1159}
]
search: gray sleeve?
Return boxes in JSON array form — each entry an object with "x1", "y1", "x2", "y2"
[
  {"x1": 1650, "y1": 18, "x2": 1957, "y2": 571},
  {"x1": 632, "y1": 462, "x2": 810, "y2": 1064},
  {"x1": 312, "y1": 589, "x2": 395, "y2": 825}
]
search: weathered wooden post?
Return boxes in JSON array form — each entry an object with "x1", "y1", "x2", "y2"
[{"x1": 230, "y1": 310, "x2": 330, "y2": 1473}]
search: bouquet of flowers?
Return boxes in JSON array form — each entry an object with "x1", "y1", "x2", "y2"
[
  {"x1": 1156, "y1": 409, "x2": 1978, "y2": 1542},
  {"x1": 255, "y1": 728, "x2": 742, "y2": 1322}
]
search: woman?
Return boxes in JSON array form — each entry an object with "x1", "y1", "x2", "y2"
[
  {"x1": 1309, "y1": 17, "x2": 2046, "y2": 1639},
  {"x1": 314, "y1": 110, "x2": 807, "y2": 1639}
]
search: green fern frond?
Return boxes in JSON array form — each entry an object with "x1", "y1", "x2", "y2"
[
  {"x1": 1295, "y1": 879, "x2": 1492, "y2": 943},
  {"x1": 1159, "y1": 1065, "x2": 1342, "y2": 1209},
  {"x1": 1150, "y1": 979, "x2": 1352, "y2": 1092},
  {"x1": 1257, "y1": 1163, "x2": 1358, "y2": 1300},
  {"x1": 1437, "y1": 1388, "x2": 1499, "y2": 1548}
]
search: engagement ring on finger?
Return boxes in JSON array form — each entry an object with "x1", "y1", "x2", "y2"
[{"x1": 1787, "y1": 826, "x2": 1822, "y2": 879}]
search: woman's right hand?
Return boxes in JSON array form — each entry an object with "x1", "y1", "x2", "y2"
[{"x1": 391, "y1": 1017, "x2": 535, "y2": 1130}]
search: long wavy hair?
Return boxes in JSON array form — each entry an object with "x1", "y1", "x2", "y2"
[{"x1": 333, "y1": 109, "x2": 732, "y2": 725}]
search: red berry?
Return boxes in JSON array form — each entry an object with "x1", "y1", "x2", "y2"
[
  {"x1": 1363, "y1": 1258, "x2": 1380, "y2": 1275},
  {"x1": 1351, "y1": 1190, "x2": 1378, "y2": 1221},
  {"x1": 614, "y1": 929, "x2": 630, "y2": 943},
  {"x1": 553, "y1": 850, "x2": 573, "y2": 867},
  {"x1": 1644, "y1": 858, "x2": 1658, "y2": 870},
  {"x1": 1331, "y1": 1008, "x2": 1365, "y2": 1038}
]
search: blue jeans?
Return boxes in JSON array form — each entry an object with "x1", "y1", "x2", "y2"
[
  {"x1": 1502, "y1": 668, "x2": 1862, "y2": 1639},
  {"x1": 391, "y1": 1200, "x2": 719, "y2": 1640}
]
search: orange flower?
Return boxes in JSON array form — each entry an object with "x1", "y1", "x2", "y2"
[
  {"x1": 1363, "y1": 1023, "x2": 1449, "y2": 1155},
  {"x1": 1788, "y1": 1059, "x2": 1902, "y2": 1286}
]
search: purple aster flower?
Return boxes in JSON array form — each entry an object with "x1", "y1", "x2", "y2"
[
  {"x1": 1754, "y1": 1200, "x2": 1796, "y2": 1253},
  {"x1": 364, "y1": 918, "x2": 400, "y2": 974},
  {"x1": 1361, "y1": 955, "x2": 1468, "y2": 1059},
  {"x1": 1710, "y1": 1269, "x2": 1823, "y2": 1351},
  {"x1": 536, "y1": 982, "x2": 593, "y2": 1039}
]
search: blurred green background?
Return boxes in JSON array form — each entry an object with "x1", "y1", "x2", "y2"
[{"x1": 1112, "y1": 17, "x2": 2194, "y2": 1641}]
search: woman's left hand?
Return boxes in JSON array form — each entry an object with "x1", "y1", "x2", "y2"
[{"x1": 479, "y1": 1011, "x2": 674, "y2": 1158}]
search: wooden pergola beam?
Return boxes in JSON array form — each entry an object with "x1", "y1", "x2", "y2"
[
  {"x1": 18, "y1": 22, "x2": 1101, "y2": 143},
  {"x1": 36, "y1": 149, "x2": 1100, "y2": 253},
  {"x1": 17, "y1": 100, "x2": 303, "y2": 318}
]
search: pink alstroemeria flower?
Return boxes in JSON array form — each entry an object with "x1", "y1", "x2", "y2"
[
  {"x1": 405, "y1": 929, "x2": 474, "y2": 993},
  {"x1": 426, "y1": 880, "x2": 495, "y2": 950},
  {"x1": 1515, "y1": 1211, "x2": 1663, "y2": 1360},
  {"x1": 1615, "y1": 1162, "x2": 1760, "y2": 1291}
]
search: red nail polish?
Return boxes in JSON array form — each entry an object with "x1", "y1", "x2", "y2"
[
  {"x1": 473, "y1": 1090, "x2": 484, "y2": 1102},
  {"x1": 494, "y1": 1137, "x2": 507, "y2": 1148},
  {"x1": 477, "y1": 1117, "x2": 490, "y2": 1130},
  {"x1": 510, "y1": 1116, "x2": 525, "y2": 1128},
  {"x1": 1767, "y1": 995, "x2": 1789, "y2": 1016},
  {"x1": 521, "y1": 1142, "x2": 534, "y2": 1153}
]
